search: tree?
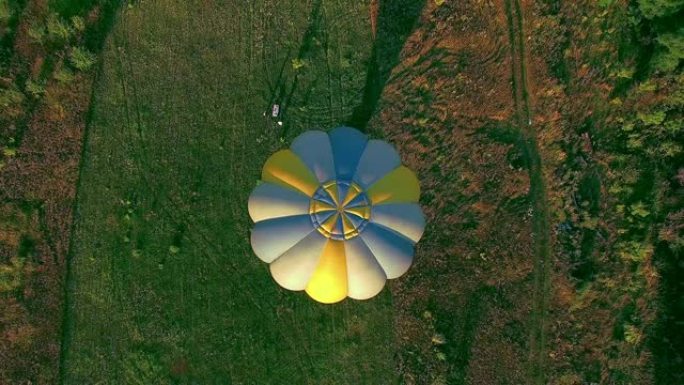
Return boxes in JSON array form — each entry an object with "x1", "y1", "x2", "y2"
[
  {"x1": 69, "y1": 47, "x2": 96, "y2": 71},
  {"x1": 638, "y1": 0, "x2": 684, "y2": 19},
  {"x1": 653, "y1": 27, "x2": 684, "y2": 72}
]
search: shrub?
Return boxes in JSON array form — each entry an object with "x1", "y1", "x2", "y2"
[
  {"x1": 659, "y1": 141, "x2": 682, "y2": 157},
  {"x1": 53, "y1": 67, "x2": 75, "y2": 83},
  {"x1": 614, "y1": 67, "x2": 635, "y2": 79},
  {"x1": 431, "y1": 333, "x2": 446, "y2": 345},
  {"x1": 46, "y1": 13, "x2": 73, "y2": 43},
  {"x1": 3, "y1": 147, "x2": 16, "y2": 157},
  {"x1": 624, "y1": 324, "x2": 642, "y2": 344},
  {"x1": 0, "y1": 257, "x2": 30, "y2": 292},
  {"x1": 654, "y1": 27, "x2": 684, "y2": 72},
  {"x1": 69, "y1": 47, "x2": 96, "y2": 71},
  {"x1": 629, "y1": 202, "x2": 650, "y2": 218},
  {"x1": 617, "y1": 241, "x2": 653, "y2": 262},
  {"x1": 638, "y1": 0, "x2": 684, "y2": 19},
  {"x1": 291, "y1": 58, "x2": 306, "y2": 70},
  {"x1": 0, "y1": 88, "x2": 24, "y2": 118},
  {"x1": 27, "y1": 23, "x2": 45, "y2": 44},
  {"x1": 70, "y1": 15, "x2": 86, "y2": 32},
  {"x1": 637, "y1": 110, "x2": 666, "y2": 125},
  {"x1": 637, "y1": 80, "x2": 657, "y2": 93},
  {"x1": 0, "y1": 1, "x2": 10, "y2": 23},
  {"x1": 25, "y1": 79, "x2": 45, "y2": 98}
]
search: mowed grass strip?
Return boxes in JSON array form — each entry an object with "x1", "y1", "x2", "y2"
[{"x1": 61, "y1": 0, "x2": 396, "y2": 383}]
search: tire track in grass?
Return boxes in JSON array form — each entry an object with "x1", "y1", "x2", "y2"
[
  {"x1": 112, "y1": 7, "x2": 315, "y2": 380},
  {"x1": 502, "y1": 0, "x2": 551, "y2": 384}
]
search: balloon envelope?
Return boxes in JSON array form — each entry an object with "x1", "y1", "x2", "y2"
[{"x1": 248, "y1": 126, "x2": 425, "y2": 304}]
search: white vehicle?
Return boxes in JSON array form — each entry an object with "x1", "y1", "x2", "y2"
[{"x1": 271, "y1": 104, "x2": 280, "y2": 118}]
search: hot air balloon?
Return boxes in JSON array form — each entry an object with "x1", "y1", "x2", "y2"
[{"x1": 248, "y1": 126, "x2": 425, "y2": 304}]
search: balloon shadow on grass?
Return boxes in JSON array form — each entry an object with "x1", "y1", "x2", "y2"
[
  {"x1": 267, "y1": 0, "x2": 324, "y2": 136},
  {"x1": 347, "y1": 0, "x2": 426, "y2": 131}
]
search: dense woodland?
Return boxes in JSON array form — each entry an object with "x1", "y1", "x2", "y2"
[
  {"x1": 0, "y1": 0, "x2": 682, "y2": 384},
  {"x1": 542, "y1": 0, "x2": 684, "y2": 382}
]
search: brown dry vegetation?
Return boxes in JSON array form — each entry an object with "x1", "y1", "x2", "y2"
[
  {"x1": 369, "y1": 1, "x2": 542, "y2": 383},
  {"x1": 0, "y1": 65, "x2": 95, "y2": 385},
  {"x1": 527, "y1": 1, "x2": 664, "y2": 383},
  {"x1": 0, "y1": 201, "x2": 63, "y2": 383},
  {"x1": 370, "y1": 0, "x2": 681, "y2": 383},
  {"x1": 0, "y1": 1, "x2": 111, "y2": 382}
]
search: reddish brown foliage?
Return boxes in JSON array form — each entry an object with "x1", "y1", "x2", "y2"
[
  {"x1": 368, "y1": 1, "x2": 539, "y2": 383},
  {"x1": 0, "y1": 72, "x2": 94, "y2": 384}
]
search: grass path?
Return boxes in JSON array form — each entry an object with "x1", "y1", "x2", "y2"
[{"x1": 503, "y1": 0, "x2": 552, "y2": 383}]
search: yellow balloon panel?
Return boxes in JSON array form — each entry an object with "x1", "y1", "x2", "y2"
[
  {"x1": 320, "y1": 213, "x2": 340, "y2": 235},
  {"x1": 341, "y1": 183, "x2": 362, "y2": 206},
  {"x1": 305, "y1": 240, "x2": 348, "y2": 304},
  {"x1": 367, "y1": 166, "x2": 420, "y2": 204},
  {"x1": 323, "y1": 182, "x2": 339, "y2": 205},
  {"x1": 345, "y1": 206, "x2": 370, "y2": 220},
  {"x1": 341, "y1": 214, "x2": 355, "y2": 237},
  {"x1": 262, "y1": 150, "x2": 319, "y2": 196}
]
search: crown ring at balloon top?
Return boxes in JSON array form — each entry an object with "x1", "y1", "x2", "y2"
[{"x1": 248, "y1": 126, "x2": 426, "y2": 304}]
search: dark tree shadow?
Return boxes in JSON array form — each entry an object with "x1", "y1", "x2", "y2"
[
  {"x1": 83, "y1": 0, "x2": 127, "y2": 52},
  {"x1": 268, "y1": 0, "x2": 323, "y2": 136},
  {"x1": 347, "y1": 0, "x2": 426, "y2": 131},
  {"x1": 653, "y1": 242, "x2": 684, "y2": 385},
  {"x1": 437, "y1": 286, "x2": 496, "y2": 385},
  {"x1": 59, "y1": 1, "x2": 126, "y2": 383}
]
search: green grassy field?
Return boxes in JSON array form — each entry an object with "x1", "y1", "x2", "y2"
[{"x1": 61, "y1": 1, "x2": 402, "y2": 383}]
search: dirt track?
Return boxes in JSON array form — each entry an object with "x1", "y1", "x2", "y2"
[{"x1": 503, "y1": 0, "x2": 551, "y2": 383}]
